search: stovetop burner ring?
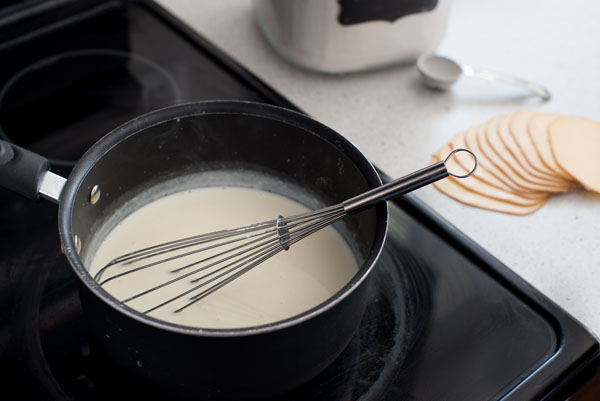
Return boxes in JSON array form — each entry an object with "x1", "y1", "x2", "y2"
[{"x1": 0, "y1": 48, "x2": 183, "y2": 167}]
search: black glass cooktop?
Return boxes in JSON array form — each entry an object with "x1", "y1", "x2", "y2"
[{"x1": 0, "y1": 1, "x2": 597, "y2": 400}]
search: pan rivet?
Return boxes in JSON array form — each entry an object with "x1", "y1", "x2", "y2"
[
  {"x1": 74, "y1": 235, "x2": 82, "y2": 254},
  {"x1": 90, "y1": 185, "x2": 101, "y2": 205}
]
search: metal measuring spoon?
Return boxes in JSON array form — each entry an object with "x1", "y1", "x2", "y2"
[{"x1": 416, "y1": 54, "x2": 551, "y2": 101}]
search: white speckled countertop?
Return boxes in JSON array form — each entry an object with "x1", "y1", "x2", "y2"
[{"x1": 156, "y1": 0, "x2": 600, "y2": 336}]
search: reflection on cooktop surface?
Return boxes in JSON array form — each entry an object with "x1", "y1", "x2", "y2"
[
  {"x1": 0, "y1": 1, "x2": 269, "y2": 166},
  {"x1": 0, "y1": 49, "x2": 182, "y2": 165}
]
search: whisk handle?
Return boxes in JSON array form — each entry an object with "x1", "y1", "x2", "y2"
[
  {"x1": 342, "y1": 148, "x2": 477, "y2": 214},
  {"x1": 342, "y1": 161, "x2": 448, "y2": 214}
]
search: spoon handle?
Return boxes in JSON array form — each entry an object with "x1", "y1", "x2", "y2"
[{"x1": 461, "y1": 65, "x2": 551, "y2": 101}]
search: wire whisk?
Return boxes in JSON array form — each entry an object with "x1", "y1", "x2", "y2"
[{"x1": 93, "y1": 148, "x2": 476, "y2": 314}]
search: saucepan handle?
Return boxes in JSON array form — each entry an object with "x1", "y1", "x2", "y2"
[{"x1": 0, "y1": 139, "x2": 66, "y2": 204}]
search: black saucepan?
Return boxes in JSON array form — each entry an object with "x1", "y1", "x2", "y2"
[{"x1": 0, "y1": 101, "x2": 398, "y2": 399}]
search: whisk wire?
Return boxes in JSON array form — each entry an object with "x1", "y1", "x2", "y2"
[
  {"x1": 121, "y1": 231, "x2": 283, "y2": 305},
  {"x1": 121, "y1": 221, "x2": 274, "y2": 264},
  {"x1": 176, "y1": 207, "x2": 347, "y2": 313},
  {"x1": 94, "y1": 222, "x2": 282, "y2": 285},
  {"x1": 144, "y1": 240, "x2": 286, "y2": 314},
  {"x1": 135, "y1": 207, "x2": 346, "y2": 313}
]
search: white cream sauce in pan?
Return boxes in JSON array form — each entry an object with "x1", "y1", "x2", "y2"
[{"x1": 87, "y1": 183, "x2": 358, "y2": 329}]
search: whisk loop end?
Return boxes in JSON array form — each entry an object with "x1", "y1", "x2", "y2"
[{"x1": 92, "y1": 149, "x2": 476, "y2": 315}]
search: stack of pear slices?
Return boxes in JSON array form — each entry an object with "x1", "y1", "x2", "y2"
[{"x1": 432, "y1": 111, "x2": 600, "y2": 215}]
